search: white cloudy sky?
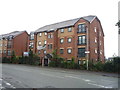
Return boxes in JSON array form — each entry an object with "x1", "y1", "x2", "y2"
[{"x1": 0, "y1": 0, "x2": 119, "y2": 58}]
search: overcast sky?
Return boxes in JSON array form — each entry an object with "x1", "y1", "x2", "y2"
[{"x1": 0, "y1": 0, "x2": 119, "y2": 58}]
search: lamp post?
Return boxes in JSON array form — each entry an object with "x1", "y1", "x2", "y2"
[{"x1": 85, "y1": 27, "x2": 90, "y2": 70}]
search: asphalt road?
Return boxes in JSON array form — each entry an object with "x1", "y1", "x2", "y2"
[{"x1": 1, "y1": 63, "x2": 119, "y2": 89}]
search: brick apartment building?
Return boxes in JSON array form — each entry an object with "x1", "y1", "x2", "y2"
[
  {"x1": 29, "y1": 15, "x2": 105, "y2": 66},
  {"x1": 0, "y1": 31, "x2": 29, "y2": 59}
]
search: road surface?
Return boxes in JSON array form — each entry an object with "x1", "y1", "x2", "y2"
[{"x1": 1, "y1": 63, "x2": 119, "y2": 89}]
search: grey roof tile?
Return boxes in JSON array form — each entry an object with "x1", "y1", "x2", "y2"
[{"x1": 35, "y1": 15, "x2": 96, "y2": 33}]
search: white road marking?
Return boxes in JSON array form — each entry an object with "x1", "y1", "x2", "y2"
[
  {"x1": 6, "y1": 82, "x2": 11, "y2": 86},
  {"x1": 0, "y1": 84, "x2": 1, "y2": 86},
  {"x1": 88, "y1": 82, "x2": 105, "y2": 88},
  {"x1": 3, "y1": 80, "x2": 16, "y2": 88},
  {"x1": 0, "y1": 78, "x2": 2, "y2": 81}
]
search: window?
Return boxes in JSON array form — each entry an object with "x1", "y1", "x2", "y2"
[
  {"x1": 48, "y1": 34, "x2": 53, "y2": 38},
  {"x1": 100, "y1": 31, "x2": 101, "y2": 36},
  {"x1": 7, "y1": 41, "x2": 12, "y2": 48},
  {"x1": 95, "y1": 37, "x2": 97, "y2": 43},
  {"x1": 0, "y1": 50, "x2": 2, "y2": 54},
  {"x1": 44, "y1": 32, "x2": 47, "y2": 36},
  {"x1": 30, "y1": 34, "x2": 34, "y2": 40},
  {"x1": 38, "y1": 41, "x2": 41, "y2": 46},
  {"x1": 60, "y1": 49, "x2": 64, "y2": 54},
  {"x1": 67, "y1": 48, "x2": 72, "y2": 54},
  {"x1": 100, "y1": 41, "x2": 101, "y2": 45},
  {"x1": 100, "y1": 50, "x2": 102, "y2": 54},
  {"x1": 67, "y1": 38, "x2": 72, "y2": 43},
  {"x1": 44, "y1": 50, "x2": 46, "y2": 54},
  {"x1": 0, "y1": 44, "x2": 2, "y2": 47},
  {"x1": 60, "y1": 29, "x2": 64, "y2": 33},
  {"x1": 95, "y1": 48, "x2": 97, "y2": 53},
  {"x1": 94, "y1": 27, "x2": 97, "y2": 32},
  {"x1": 78, "y1": 48, "x2": 86, "y2": 57},
  {"x1": 4, "y1": 50, "x2": 6, "y2": 54},
  {"x1": 38, "y1": 50, "x2": 40, "y2": 54},
  {"x1": 30, "y1": 42, "x2": 34, "y2": 48},
  {"x1": 78, "y1": 35, "x2": 86, "y2": 45},
  {"x1": 7, "y1": 50, "x2": 11, "y2": 56},
  {"x1": 48, "y1": 44, "x2": 52, "y2": 49},
  {"x1": 60, "y1": 38, "x2": 64, "y2": 44},
  {"x1": 68, "y1": 27, "x2": 72, "y2": 32},
  {"x1": 78, "y1": 60, "x2": 81, "y2": 65},
  {"x1": 44, "y1": 40, "x2": 47, "y2": 44},
  {"x1": 78, "y1": 24, "x2": 86, "y2": 33},
  {"x1": 39, "y1": 33, "x2": 42, "y2": 36}
]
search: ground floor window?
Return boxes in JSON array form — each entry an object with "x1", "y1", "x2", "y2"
[{"x1": 78, "y1": 48, "x2": 86, "y2": 57}]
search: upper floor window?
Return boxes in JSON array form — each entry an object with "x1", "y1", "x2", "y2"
[
  {"x1": 7, "y1": 50, "x2": 11, "y2": 56},
  {"x1": 67, "y1": 48, "x2": 72, "y2": 54},
  {"x1": 95, "y1": 37, "x2": 97, "y2": 43},
  {"x1": 48, "y1": 44, "x2": 52, "y2": 49},
  {"x1": 44, "y1": 40, "x2": 47, "y2": 45},
  {"x1": 38, "y1": 41, "x2": 41, "y2": 46},
  {"x1": 39, "y1": 33, "x2": 42, "y2": 36},
  {"x1": 44, "y1": 32, "x2": 47, "y2": 36},
  {"x1": 95, "y1": 48, "x2": 97, "y2": 53},
  {"x1": 60, "y1": 49, "x2": 64, "y2": 54},
  {"x1": 29, "y1": 42, "x2": 34, "y2": 48},
  {"x1": 78, "y1": 24, "x2": 86, "y2": 33},
  {"x1": 78, "y1": 48, "x2": 86, "y2": 57},
  {"x1": 100, "y1": 41, "x2": 101, "y2": 45},
  {"x1": 68, "y1": 27, "x2": 72, "y2": 32},
  {"x1": 100, "y1": 31, "x2": 101, "y2": 36},
  {"x1": 4, "y1": 50, "x2": 6, "y2": 54},
  {"x1": 38, "y1": 50, "x2": 40, "y2": 55},
  {"x1": 60, "y1": 29, "x2": 64, "y2": 33},
  {"x1": 78, "y1": 35, "x2": 86, "y2": 45},
  {"x1": 60, "y1": 38, "x2": 64, "y2": 44},
  {"x1": 0, "y1": 44, "x2": 2, "y2": 47},
  {"x1": 67, "y1": 38, "x2": 72, "y2": 43},
  {"x1": 30, "y1": 34, "x2": 34, "y2": 40},
  {"x1": 0, "y1": 50, "x2": 2, "y2": 54},
  {"x1": 48, "y1": 34, "x2": 53, "y2": 38},
  {"x1": 44, "y1": 50, "x2": 46, "y2": 54},
  {"x1": 94, "y1": 27, "x2": 97, "y2": 32}
]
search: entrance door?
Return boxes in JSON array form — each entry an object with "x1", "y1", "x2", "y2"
[{"x1": 44, "y1": 59, "x2": 48, "y2": 66}]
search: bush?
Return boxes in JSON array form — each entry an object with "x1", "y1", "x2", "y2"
[
  {"x1": 49, "y1": 61, "x2": 57, "y2": 67},
  {"x1": 2, "y1": 57, "x2": 11, "y2": 63},
  {"x1": 94, "y1": 61, "x2": 104, "y2": 71}
]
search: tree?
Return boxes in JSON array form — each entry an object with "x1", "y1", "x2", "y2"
[{"x1": 116, "y1": 20, "x2": 120, "y2": 28}]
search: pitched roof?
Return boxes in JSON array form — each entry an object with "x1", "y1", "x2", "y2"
[
  {"x1": 0, "y1": 31, "x2": 26, "y2": 39},
  {"x1": 35, "y1": 15, "x2": 96, "y2": 33}
]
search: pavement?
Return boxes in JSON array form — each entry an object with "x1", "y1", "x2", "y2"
[{"x1": 1, "y1": 63, "x2": 119, "y2": 89}]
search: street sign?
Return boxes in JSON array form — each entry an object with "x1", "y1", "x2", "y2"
[{"x1": 85, "y1": 51, "x2": 90, "y2": 53}]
